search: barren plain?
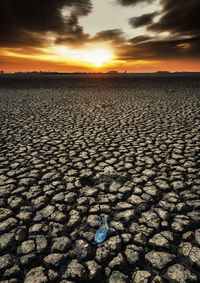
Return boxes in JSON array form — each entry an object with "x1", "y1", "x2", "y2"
[{"x1": 0, "y1": 74, "x2": 200, "y2": 282}]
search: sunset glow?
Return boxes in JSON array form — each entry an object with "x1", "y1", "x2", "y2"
[
  {"x1": 52, "y1": 46, "x2": 114, "y2": 67},
  {"x1": 0, "y1": 0, "x2": 199, "y2": 73},
  {"x1": 1, "y1": 45, "x2": 114, "y2": 70}
]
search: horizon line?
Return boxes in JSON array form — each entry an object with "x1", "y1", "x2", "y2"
[{"x1": 1, "y1": 70, "x2": 200, "y2": 75}]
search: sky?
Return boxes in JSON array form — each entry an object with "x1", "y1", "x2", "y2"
[{"x1": 0, "y1": 0, "x2": 200, "y2": 72}]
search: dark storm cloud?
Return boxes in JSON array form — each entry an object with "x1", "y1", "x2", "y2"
[
  {"x1": 118, "y1": 36, "x2": 200, "y2": 60},
  {"x1": 55, "y1": 14, "x2": 90, "y2": 46},
  {"x1": 149, "y1": 0, "x2": 200, "y2": 36},
  {"x1": 0, "y1": 0, "x2": 92, "y2": 47},
  {"x1": 129, "y1": 12, "x2": 157, "y2": 28},
  {"x1": 117, "y1": 0, "x2": 200, "y2": 60},
  {"x1": 92, "y1": 29, "x2": 125, "y2": 43},
  {"x1": 117, "y1": 0, "x2": 153, "y2": 6},
  {"x1": 118, "y1": 0, "x2": 200, "y2": 38}
]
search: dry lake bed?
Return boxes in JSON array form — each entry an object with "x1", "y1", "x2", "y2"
[{"x1": 0, "y1": 74, "x2": 200, "y2": 282}]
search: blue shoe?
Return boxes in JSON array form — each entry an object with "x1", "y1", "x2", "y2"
[{"x1": 94, "y1": 219, "x2": 109, "y2": 244}]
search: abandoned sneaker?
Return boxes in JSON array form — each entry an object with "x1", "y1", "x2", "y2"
[{"x1": 94, "y1": 219, "x2": 109, "y2": 244}]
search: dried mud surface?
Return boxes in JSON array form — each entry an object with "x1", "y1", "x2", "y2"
[{"x1": 0, "y1": 74, "x2": 200, "y2": 282}]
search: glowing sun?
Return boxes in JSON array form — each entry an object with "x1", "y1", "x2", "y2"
[{"x1": 82, "y1": 48, "x2": 112, "y2": 67}]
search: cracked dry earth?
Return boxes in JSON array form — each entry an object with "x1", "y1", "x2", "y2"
[{"x1": 0, "y1": 74, "x2": 200, "y2": 283}]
